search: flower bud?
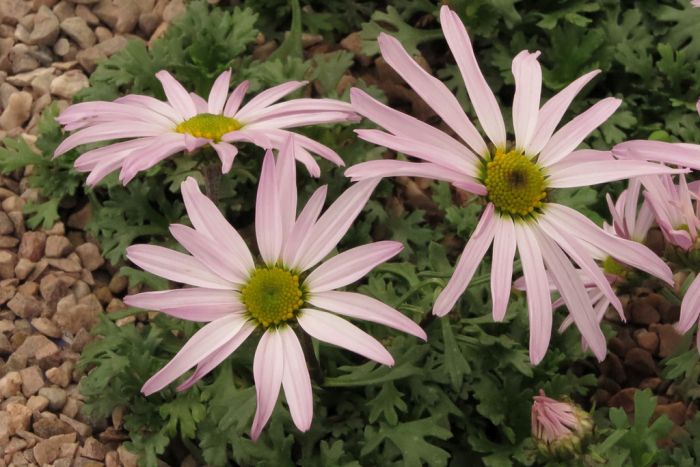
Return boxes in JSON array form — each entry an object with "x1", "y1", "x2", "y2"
[{"x1": 531, "y1": 390, "x2": 593, "y2": 459}]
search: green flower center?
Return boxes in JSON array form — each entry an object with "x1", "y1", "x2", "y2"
[
  {"x1": 602, "y1": 256, "x2": 628, "y2": 278},
  {"x1": 483, "y1": 148, "x2": 547, "y2": 217},
  {"x1": 240, "y1": 267, "x2": 304, "y2": 328},
  {"x1": 175, "y1": 113, "x2": 242, "y2": 142}
]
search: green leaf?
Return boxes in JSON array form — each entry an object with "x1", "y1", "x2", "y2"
[{"x1": 359, "y1": 6, "x2": 442, "y2": 56}]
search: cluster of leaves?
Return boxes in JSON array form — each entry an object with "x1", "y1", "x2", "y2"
[{"x1": 1, "y1": 0, "x2": 699, "y2": 465}]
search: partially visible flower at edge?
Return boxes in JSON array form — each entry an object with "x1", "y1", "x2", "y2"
[
  {"x1": 531, "y1": 390, "x2": 593, "y2": 458},
  {"x1": 54, "y1": 69, "x2": 358, "y2": 185},
  {"x1": 124, "y1": 137, "x2": 426, "y2": 440},
  {"x1": 345, "y1": 5, "x2": 681, "y2": 363}
]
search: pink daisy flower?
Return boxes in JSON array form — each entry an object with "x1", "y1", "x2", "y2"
[
  {"x1": 346, "y1": 5, "x2": 680, "y2": 363},
  {"x1": 531, "y1": 390, "x2": 592, "y2": 456},
  {"x1": 641, "y1": 174, "x2": 700, "y2": 351},
  {"x1": 54, "y1": 69, "x2": 358, "y2": 185},
  {"x1": 123, "y1": 138, "x2": 426, "y2": 440}
]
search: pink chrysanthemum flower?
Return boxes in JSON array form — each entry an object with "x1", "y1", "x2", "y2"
[
  {"x1": 123, "y1": 139, "x2": 425, "y2": 440},
  {"x1": 54, "y1": 69, "x2": 358, "y2": 185},
  {"x1": 346, "y1": 5, "x2": 679, "y2": 363},
  {"x1": 531, "y1": 390, "x2": 592, "y2": 457},
  {"x1": 641, "y1": 174, "x2": 700, "y2": 351}
]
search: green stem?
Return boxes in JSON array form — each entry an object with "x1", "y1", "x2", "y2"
[{"x1": 202, "y1": 160, "x2": 222, "y2": 204}]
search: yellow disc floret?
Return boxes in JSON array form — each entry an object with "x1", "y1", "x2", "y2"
[
  {"x1": 483, "y1": 148, "x2": 547, "y2": 217},
  {"x1": 240, "y1": 267, "x2": 304, "y2": 328},
  {"x1": 175, "y1": 113, "x2": 242, "y2": 142}
]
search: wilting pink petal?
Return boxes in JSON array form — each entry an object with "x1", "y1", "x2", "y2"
[
  {"x1": 210, "y1": 142, "x2": 238, "y2": 173},
  {"x1": 297, "y1": 308, "x2": 394, "y2": 366},
  {"x1": 279, "y1": 328, "x2": 313, "y2": 432},
  {"x1": 251, "y1": 330, "x2": 284, "y2": 441},
  {"x1": 309, "y1": 291, "x2": 426, "y2": 340}
]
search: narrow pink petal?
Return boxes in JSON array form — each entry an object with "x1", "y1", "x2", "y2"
[
  {"x1": 547, "y1": 203, "x2": 673, "y2": 284},
  {"x1": 254, "y1": 129, "x2": 322, "y2": 175},
  {"x1": 180, "y1": 177, "x2": 255, "y2": 275},
  {"x1": 251, "y1": 330, "x2": 284, "y2": 441},
  {"x1": 309, "y1": 291, "x2": 426, "y2": 340},
  {"x1": 236, "y1": 81, "x2": 308, "y2": 120},
  {"x1": 124, "y1": 288, "x2": 243, "y2": 322},
  {"x1": 354, "y1": 129, "x2": 478, "y2": 176},
  {"x1": 255, "y1": 150, "x2": 283, "y2": 265},
  {"x1": 678, "y1": 275, "x2": 700, "y2": 333},
  {"x1": 118, "y1": 133, "x2": 189, "y2": 184},
  {"x1": 276, "y1": 135, "x2": 298, "y2": 241},
  {"x1": 279, "y1": 328, "x2": 313, "y2": 432},
  {"x1": 350, "y1": 88, "x2": 477, "y2": 164},
  {"x1": 126, "y1": 244, "x2": 233, "y2": 289},
  {"x1": 74, "y1": 138, "x2": 149, "y2": 171},
  {"x1": 535, "y1": 229, "x2": 606, "y2": 361},
  {"x1": 305, "y1": 241, "x2": 403, "y2": 292},
  {"x1": 170, "y1": 224, "x2": 248, "y2": 284},
  {"x1": 238, "y1": 99, "x2": 355, "y2": 124},
  {"x1": 155, "y1": 70, "x2": 197, "y2": 120},
  {"x1": 54, "y1": 121, "x2": 167, "y2": 157},
  {"x1": 141, "y1": 314, "x2": 245, "y2": 395},
  {"x1": 176, "y1": 321, "x2": 256, "y2": 391},
  {"x1": 547, "y1": 160, "x2": 687, "y2": 188},
  {"x1": 528, "y1": 70, "x2": 600, "y2": 155},
  {"x1": 292, "y1": 179, "x2": 379, "y2": 271},
  {"x1": 220, "y1": 128, "x2": 273, "y2": 149},
  {"x1": 208, "y1": 69, "x2": 231, "y2": 114},
  {"x1": 345, "y1": 160, "x2": 476, "y2": 187},
  {"x1": 377, "y1": 32, "x2": 488, "y2": 155},
  {"x1": 538, "y1": 97, "x2": 621, "y2": 167},
  {"x1": 440, "y1": 6, "x2": 506, "y2": 147},
  {"x1": 211, "y1": 142, "x2": 238, "y2": 173},
  {"x1": 514, "y1": 224, "x2": 552, "y2": 365},
  {"x1": 115, "y1": 94, "x2": 182, "y2": 122},
  {"x1": 287, "y1": 131, "x2": 345, "y2": 167},
  {"x1": 224, "y1": 80, "x2": 250, "y2": 117},
  {"x1": 243, "y1": 111, "x2": 356, "y2": 130},
  {"x1": 297, "y1": 308, "x2": 394, "y2": 366},
  {"x1": 190, "y1": 93, "x2": 208, "y2": 114},
  {"x1": 433, "y1": 204, "x2": 497, "y2": 316},
  {"x1": 282, "y1": 186, "x2": 328, "y2": 266},
  {"x1": 491, "y1": 217, "x2": 516, "y2": 321},
  {"x1": 613, "y1": 140, "x2": 700, "y2": 171},
  {"x1": 538, "y1": 213, "x2": 623, "y2": 318},
  {"x1": 511, "y1": 50, "x2": 542, "y2": 152}
]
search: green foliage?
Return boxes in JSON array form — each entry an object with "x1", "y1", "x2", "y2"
[{"x1": 4, "y1": 0, "x2": 698, "y2": 465}]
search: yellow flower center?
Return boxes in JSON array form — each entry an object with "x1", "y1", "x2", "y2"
[
  {"x1": 483, "y1": 148, "x2": 547, "y2": 217},
  {"x1": 240, "y1": 267, "x2": 304, "y2": 328},
  {"x1": 175, "y1": 113, "x2": 242, "y2": 142}
]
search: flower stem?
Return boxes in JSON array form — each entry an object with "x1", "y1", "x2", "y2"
[
  {"x1": 300, "y1": 330, "x2": 324, "y2": 385},
  {"x1": 203, "y1": 161, "x2": 222, "y2": 204}
]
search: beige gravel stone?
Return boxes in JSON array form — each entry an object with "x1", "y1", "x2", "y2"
[
  {"x1": 8, "y1": 291, "x2": 43, "y2": 319},
  {"x1": 75, "y1": 242, "x2": 103, "y2": 271},
  {"x1": 45, "y1": 235, "x2": 73, "y2": 257},
  {"x1": 60, "y1": 16, "x2": 95, "y2": 48},
  {"x1": 26, "y1": 394, "x2": 49, "y2": 412},
  {"x1": 39, "y1": 386, "x2": 67, "y2": 411},
  {"x1": 19, "y1": 365, "x2": 44, "y2": 396},
  {"x1": 0, "y1": 250, "x2": 17, "y2": 278},
  {"x1": 0, "y1": 371, "x2": 22, "y2": 397},
  {"x1": 0, "y1": 91, "x2": 32, "y2": 130},
  {"x1": 29, "y1": 6, "x2": 60, "y2": 46},
  {"x1": 33, "y1": 414, "x2": 74, "y2": 438},
  {"x1": 19, "y1": 231, "x2": 47, "y2": 261},
  {"x1": 46, "y1": 361, "x2": 73, "y2": 387},
  {"x1": 50, "y1": 69, "x2": 89, "y2": 98},
  {"x1": 31, "y1": 317, "x2": 61, "y2": 338}
]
